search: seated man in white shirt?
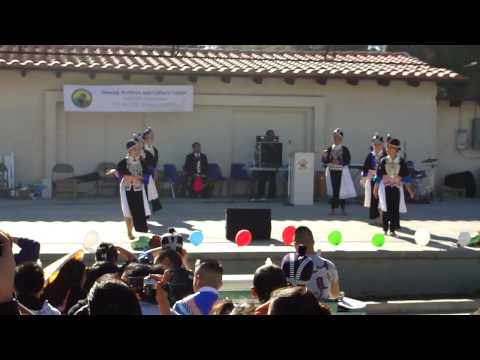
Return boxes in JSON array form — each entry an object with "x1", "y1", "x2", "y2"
[{"x1": 292, "y1": 226, "x2": 340, "y2": 301}]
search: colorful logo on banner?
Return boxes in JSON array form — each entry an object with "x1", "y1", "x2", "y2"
[{"x1": 71, "y1": 88, "x2": 93, "y2": 108}]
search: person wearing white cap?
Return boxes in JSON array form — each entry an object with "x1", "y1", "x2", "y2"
[
  {"x1": 361, "y1": 133, "x2": 387, "y2": 225},
  {"x1": 321, "y1": 128, "x2": 357, "y2": 216}
]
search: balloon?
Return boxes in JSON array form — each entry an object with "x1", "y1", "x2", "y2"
[
  {"x1": 328, "y1": 231, "x2": 342, "y2": 246},
  {"x1": 282, "y1": 226, "x2": 296, "y2": 245},
  {"x1": 83, "y1": 230, "x2": 99, "y2": 253},
  {"x1": 458, "y1": 232, "x2": 471, "y2": 247},
  {"x1": 372, "y1": 233, "x2": 385, "y2": 248},
  {"x1": 235, "y1": 229, "x2": 252, "y2": 247},
  {"x1": 414, "y1": 229, "x2": 430, "y2": 246},
  {"x1": 190, "y1": 230, "x2": 204, "y2": 246}
]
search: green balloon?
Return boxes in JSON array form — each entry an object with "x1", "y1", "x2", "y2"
[
  {"x1": 328, "y1": 231, "x2": 342, "y2": 246},
  {"x1": 372, "y1": 233, "x2": 385, "y2": 247}
]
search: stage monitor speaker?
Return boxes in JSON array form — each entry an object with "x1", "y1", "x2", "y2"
[
  {"x1": 444, "y1": 171, "x2": 476, "y2": 198},
  {"x1": 225, "y1": 208, "x2": 271, "y2": 241}
]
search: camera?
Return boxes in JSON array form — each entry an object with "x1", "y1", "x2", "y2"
[
  {"x1": 143, "y1": 277, "x2": 157, "y2": 289},
  {"x1": 143, "y1": 276, "x2": 157, "y2": 297},
  {"x1": 143, "y1": 275, "x2": 169, "y2": 298}
]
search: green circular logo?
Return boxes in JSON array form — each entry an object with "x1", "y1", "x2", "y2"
[{"x1": 71, "y1": 88, "x2": 92, "y2": 108}]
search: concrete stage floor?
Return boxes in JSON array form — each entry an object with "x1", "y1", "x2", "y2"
[
  {"x1": 0, "y1": 197, "x2": 478, "y2": 253},
  {"x1": 1, "y1": 197, "x2": 479, "y2": 298}
]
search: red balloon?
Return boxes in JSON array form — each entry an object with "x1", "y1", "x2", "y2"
[
  {"x1": 282, "y1": 226, "x2": 296, "y2": 246},
  {"x1": 235, "y1": 229, "x2": 252, "y2": 247}
]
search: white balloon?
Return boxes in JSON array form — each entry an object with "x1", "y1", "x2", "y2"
[
  {"x1": 458, "y1": 232, "x2": 471, "y2": 247},
  {"x1": 83, "y1": 230, "x2": 99, "y2": 253},
  {"x1": 414, "y1": 229, "x2": 430, "y2": 246}
]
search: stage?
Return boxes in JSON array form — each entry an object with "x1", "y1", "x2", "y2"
[{"x1": 1, "y1": 197, "x2": 479, "y2": 299}]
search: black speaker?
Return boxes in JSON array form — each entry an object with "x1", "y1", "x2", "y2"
[
  {"x1": 444, "y1": 171, "x2": 476, "y2": 198},
  {"x1": 255, "y1": 142, "x2": 283, "y2": 168},
  {"x1": 226, "y1": 208, "x2": 271, "y2": 241}
]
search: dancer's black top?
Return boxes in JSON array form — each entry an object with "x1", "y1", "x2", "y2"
[
  {"x1": 116, "y1": 158, "x2": 151, "y2": 186},
  {"x1": 362, "y1": 149, "x2": 387, "y2": 177},
  {"x1": 184, "y1": 152, "x2": 209, "y2": 177},
  {"x1": 322, "y1": 145, "x2": 351, "y2": 167},
  {"x1": 374, "y1": 156, "x2": 412, "y2": 184},
  {"x1": 144, "y1": 146, "x2": 159, "y2": 169}
]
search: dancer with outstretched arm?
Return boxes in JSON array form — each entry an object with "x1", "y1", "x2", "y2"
[{"x1": 116, "y1": 139, "x2": 152, "y2": 240}]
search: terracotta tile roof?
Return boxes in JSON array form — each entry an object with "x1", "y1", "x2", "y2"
[{"x1": 0, "y1": 45, "x2": 465, "y2": 82}]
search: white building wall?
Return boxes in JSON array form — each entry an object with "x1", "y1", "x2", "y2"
[
  {"x1": 437, "y1": 100, "x2": 480, "y2": 192},
  {"x1": 0, "y1": 70, "x2": 438, "y2": 186}
]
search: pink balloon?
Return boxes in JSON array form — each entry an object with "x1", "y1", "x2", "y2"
[
  {"x1": 282, "y1": 226, "x2": 296, "y2": 246},
  {"x1": 235, "y1": 229, "x2": 252, "y2": 247}
]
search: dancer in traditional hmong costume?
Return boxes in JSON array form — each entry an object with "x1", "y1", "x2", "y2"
[
  {"x1": 116, "y1": 139, "x2": 152, "y2": 240},
  {"x1": 142, "y1": 127, "x2": 162, "y2": 212},
  {"x1": 361, "y1": 133, "x2": 387, "y2": 225},
  {"x1": 373, "y1": 138, "x2": 415, "y2": 237},
  {"x1": 322, "y1": 128, "x2": 357, "y2": 216}
]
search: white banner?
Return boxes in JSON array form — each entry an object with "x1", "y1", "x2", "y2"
[{"x1": 64, "y1": 85, "x2": 193, "y2": 112}]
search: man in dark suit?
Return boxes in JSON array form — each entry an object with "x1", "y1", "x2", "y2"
[{"x1": 183, "y1": 142, "x2": 213, "y2": 198}]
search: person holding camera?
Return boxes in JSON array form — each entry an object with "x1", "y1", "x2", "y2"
[
  {"x1": 149, "y1": 228, "x2": 191, "y2": 271},
  {"x1": 121, "y1": 262, "x2": 165, "y2": 315},
  {"x1": 149, "y1": 259, "x2": 223, "y2": 315},
  {"x1": 154, "y1": 248, "x2": 194, "y2": 305}
]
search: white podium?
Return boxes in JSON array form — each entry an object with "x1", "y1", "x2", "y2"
[{"x1": 288, "y1": 152, "x2": 315, "y2": 205}]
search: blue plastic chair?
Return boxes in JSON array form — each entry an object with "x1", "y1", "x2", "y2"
[
  {"x1": 230, "y1": 163, "x2": 250, "y2": 180},
  {"x1": 208, "y1": 163, "x2": 227, "y2": 181},
  {"x1": 163, "y1": 164, "x2": 184, "y2": 198},
  {"x1": 228, "y1": 163, "x2": 255, "y2": 197},
  {"x1": 207, "y1": 163, "x2": 227, "y2": 197}
]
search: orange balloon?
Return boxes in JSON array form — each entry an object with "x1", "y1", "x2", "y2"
[{"x1": 235, "y1": 229, "x2": 252, "y2": 246}]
